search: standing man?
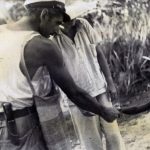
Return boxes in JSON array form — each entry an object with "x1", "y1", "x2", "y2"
[
  {"x1": 0, "y1": 0, "x2": 118, "y2": 150},
  {"x1": 52, "y1": 5, "x2": 126, "y2": 150}
]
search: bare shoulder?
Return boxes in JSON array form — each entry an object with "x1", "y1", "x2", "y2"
[
  {"x1": 25, "y1": 36, "x2": 63, "y2": 66},
  {"x1": 26, "y1": 36, "x2": 58, "y2": 54}
]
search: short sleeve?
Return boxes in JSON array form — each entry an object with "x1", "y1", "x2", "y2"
[{"x1": 78, "y1": 18, "x2": 101, "y2": 45}]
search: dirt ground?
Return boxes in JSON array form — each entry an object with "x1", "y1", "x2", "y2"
[
  {"x1": 118, "y1": 112, "x2": 150, "y2": 150},
  {"x1": 117, "y1": 91, "x2": 150, "y2": 150}
]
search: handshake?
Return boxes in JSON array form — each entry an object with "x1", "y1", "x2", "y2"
[
  {"x1": 79, "y1": 105, "x2": 120, "y2": 123},
  {"x1": 100, "y1": 106, "x2": 120, "y2": 122}
]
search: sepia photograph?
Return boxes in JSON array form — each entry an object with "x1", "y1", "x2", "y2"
[{"x1": 0, "y1": 0, "x2": 150, "y2": 150}]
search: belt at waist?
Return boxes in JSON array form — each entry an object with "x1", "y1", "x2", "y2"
[{"x1": 0, "y1": 105, "x2": 37, "y2": 121}]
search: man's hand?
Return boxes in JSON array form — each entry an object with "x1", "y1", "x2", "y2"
[
  {"x1": 100, "y1": 106, "x2": 119, "y2": 122},
  {"x1": 96, "y1": 93, "x2": 119, "y2": 122},
  {"x1": 107, "y1": 82, "x2": 117, "y2": 101}
]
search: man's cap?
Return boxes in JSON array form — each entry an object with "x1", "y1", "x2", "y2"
[
  {"x1": 66, "y1": 1, "x2": 97, "y2": 20},
  {"x1": 24, "y1": 0, "x2": 65, "y2": 7},
  {"x1": 24, "y1": 0, "x2": 70, "y2": 22}
]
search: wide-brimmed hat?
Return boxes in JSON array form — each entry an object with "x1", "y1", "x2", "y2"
[{"x1": 24, "y1": 0, "x2": 70, "y2": 22}]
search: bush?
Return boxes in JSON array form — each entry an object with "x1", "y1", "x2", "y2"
[{"x1": 97, "y1": 6, "x2": 150, "y2": 98}]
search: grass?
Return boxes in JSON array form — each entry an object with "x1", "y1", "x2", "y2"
[{"x1": 98, "y1": 6, "x2": 150, "y2": 98}]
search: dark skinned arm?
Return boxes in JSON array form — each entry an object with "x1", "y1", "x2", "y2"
[
  {"x1": 24, "y1": 37, "x2": 118, "y2": 122},
  {"x1": 96, "y1": 44, "x2": 117, "y2": 100}
]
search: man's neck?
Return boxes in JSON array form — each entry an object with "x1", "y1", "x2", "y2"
[{"x1": 62, "y1": 24, "x2": 77, "y2": 42}]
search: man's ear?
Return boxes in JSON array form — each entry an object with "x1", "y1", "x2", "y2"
[{"x1": 40, "y1": 8, "x2": 49, "y2": 22}]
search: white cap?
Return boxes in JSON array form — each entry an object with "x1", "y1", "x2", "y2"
[
  {"x1": 24, "y1": 0, "x2": 65, "y2": 6},
  {"x1": 24, "y1": 0, "x2": 71, "y2": 22},
  {"x1": 66, "y1": 1, "x2": 97, "y2": 20}
]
